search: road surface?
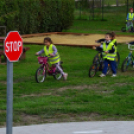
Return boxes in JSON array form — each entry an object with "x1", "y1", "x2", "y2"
[{"x1": 0, "y1": 121, "x2": 134, "y2": 134}]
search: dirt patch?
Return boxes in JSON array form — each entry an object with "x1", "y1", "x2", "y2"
[
  {"x1": 0, "y1": 110, "x2": 6, "y2": 113},
  {"x1": 0, "y1": 81, "x2": 7, "y2": 85},
  {"x1": 21, "y1": 93, "x2": 52, "y2": 98},
  {"x1": 57, "y1": 84, "x2": 98, "y2": 92},
  {"x1": 9, "y1": 113, "x2": 134, "y2": 127},
  {"x1": 20, "y1": 83, "x2": 129, "y2": 98},
  {"x1": 23, "y1": 33, "x2": 134, "y2": 46}
]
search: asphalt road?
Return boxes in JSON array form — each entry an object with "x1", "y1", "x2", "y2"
[{"x1": 0, "y1": 121, "x2": 134, "y2": 134}]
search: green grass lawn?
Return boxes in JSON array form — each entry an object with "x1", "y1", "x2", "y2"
[
  {"x1": 1, "y1": 8, "x2": 134, "y2": 126},
  {"x1": 70, "y1": 5, "x2": 134, "y2": 35},
  {"x1": 0, "y1": 43, "x2": 134, "y2": 127}
]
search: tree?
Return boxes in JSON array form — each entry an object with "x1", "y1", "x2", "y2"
[{"x1": 116, "y1": 0, "x2": 119, "y2": 6}]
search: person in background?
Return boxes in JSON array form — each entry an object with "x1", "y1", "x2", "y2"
[
  {"x1": 36, "y1": 37, "x2": 68, "y2": 80},
  {"x1": 126, "y1": 8, "x2": 134, "y2": 32},
  {"x1": 96, "y1": 33, "x2": 117, "y2": 77}
]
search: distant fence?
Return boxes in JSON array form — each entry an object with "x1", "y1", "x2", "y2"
[{"x1": 75, "y1": 0, "x2": 134, "y2": 20}]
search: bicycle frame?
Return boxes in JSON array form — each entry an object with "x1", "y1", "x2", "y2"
[
  {"x1": 126, "y1": 21, "x2": 133, "y2": 31},
  {"x1": 38, "y1": 57, "x2": 56, "y2": 75},
  {"x1": 94, "y1": 51, "x2": 104, "y2": 72},
  {"x1": 126, "y1": 51, "x2": 134, "y2": 65}
]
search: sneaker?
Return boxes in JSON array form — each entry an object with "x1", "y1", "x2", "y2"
[
  {"x1": 63, "y1": 73, "x2": 68, "y2": 80},
  {"x1": 99, "y1": 73, "x2": 106, "y2": 77},
  {"x1": 111, "y1": 74, "x2": 117, "y2": 77}
]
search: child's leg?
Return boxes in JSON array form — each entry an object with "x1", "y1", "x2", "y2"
[
  {"x1": 102, "y1": 59, "x2": 109, "y2": 75},
  {"x1": 55, "y1": 62, "x2": 68, "y2": 80},
  {"x1": 127, "y1": 21, "x2": 131, "y2": 27},
  {"x1": 55, "y1": 62, "x2": 65, "y2": 76},
  {"x1": 110, "y1": 60, "x2": 117, "y2": 74}
]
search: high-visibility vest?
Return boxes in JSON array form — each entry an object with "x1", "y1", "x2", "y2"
[
  {"x1": 112, "y1": 39, "x2": 117, "y2": 44},
  {"x1": 103, "y1": 42, "x2": 116, "y2": 61},
  {"x1": 44, "y1": 44, "x2": 60, "y2": 64},
  {"x1": 127, "y1": 13, "x2": 134, "y2": 21}
]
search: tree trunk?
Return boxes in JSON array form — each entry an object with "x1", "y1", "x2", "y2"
[
  {"x1": 116, "y1": 0, "x2": 119, "y2": 7},
  {"x1": 100, "y1": 0, "x2": 102, "y2": 7}
]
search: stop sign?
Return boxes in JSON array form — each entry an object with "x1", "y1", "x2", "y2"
[{"x1": 4, "y1": 31, "x2": 23, "y2": 62}]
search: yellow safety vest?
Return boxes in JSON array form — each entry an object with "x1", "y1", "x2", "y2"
[
  {"x1": 44, "y1": 44, "x2": 60, "y2": 64},
  {"x1": 127, "y1": 13, "x2": 134, "y2": 21},
  {"x1": 103, "y1": 42, "x2": 116, "y2": 61}
]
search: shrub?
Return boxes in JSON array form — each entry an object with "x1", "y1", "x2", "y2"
[{"x1": 0, "y1": 0, "x2": 74, "y2": 34}]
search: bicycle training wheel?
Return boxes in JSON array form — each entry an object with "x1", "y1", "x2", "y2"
[
  {"x1": 121, "y1": 27, "x2": 126, "y2": 32},
  {"x1": 35, "y1": 67, "x2": 46, "y2": 83},
  {"x1": 121, "y1": 58, "x2": 133, "y2": 72},
  {"x1": 53, "y1": 65, "x2": 63, "y2": 80}
]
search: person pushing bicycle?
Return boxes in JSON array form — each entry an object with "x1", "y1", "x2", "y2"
[
  {"x1": 126, "y1": 8, "x2": 134, "y2": 32},
  {"x1": 96, "y1": 33, "x2": 117, "y2": 77},
  {"x1": 35, "y1": 37, "x2": 68, "y2": 80}
]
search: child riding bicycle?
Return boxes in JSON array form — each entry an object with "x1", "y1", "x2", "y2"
[
  {"x1": 126, "y1": 8, "x2": 134, "y2": 32},
  {"x1": 35, "y1": 37, "x2": 68, "y2": 80},
  {"x1": 96, "y1": 33, "x2": 117, "y2": 77}
]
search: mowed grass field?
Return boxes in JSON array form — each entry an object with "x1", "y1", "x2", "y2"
[
  {"x1": 1, "y1": 7, "x2": 134, "y2": 126},
  {"x1": 0, "y1": 43, "x2": 134, "y2": 127}
]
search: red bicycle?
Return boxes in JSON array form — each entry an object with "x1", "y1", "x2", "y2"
[{"x1": 35, "y1": 56, "x2": 63, "y2": 83}]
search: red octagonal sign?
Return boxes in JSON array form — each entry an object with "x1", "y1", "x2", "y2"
[{"x1": 4, "y1": 31, "x2": 23, "y2": 62}]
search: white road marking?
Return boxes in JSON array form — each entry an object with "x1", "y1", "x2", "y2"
[{"x1": 73, "y1": 130, "x2": 103, "y2": 134}]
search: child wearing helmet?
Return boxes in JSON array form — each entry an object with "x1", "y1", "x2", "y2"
[{"x1": 126, "y1": 8, "x2": 134, "y2": 32}]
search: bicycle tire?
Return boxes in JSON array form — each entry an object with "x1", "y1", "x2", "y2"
[
  {"x1": 53, "y1": 65, "x2": 63, "y2": 80},
  {"x1": 35, "y1": 67, "x2": 46, "y2": 83},
  {"x1": 89, "y1": 64, "x2": 98, "y2": 78},
  {"x1": 121, "y1": 57, "x2": 132, "y2": 72},
  {"x1": 121, "y1": 27, "x2": 126, "y2": 32}
]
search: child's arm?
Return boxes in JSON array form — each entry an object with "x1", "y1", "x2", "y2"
[
  {"x1": 126, "y1": 13, "x2": 129, "y2": 22},
  {"x1": 35, "y1": 49, "x2": 44, "y2": 55},
  {"x1": 95, "y1": 38, "x2": 105, "y2": 43},
  {"x1": 96, "y1": 44, "x2": 103, "y2": 51},
  {"x1": 49, "y1": 46, "x2": 58, "y2": 57}
]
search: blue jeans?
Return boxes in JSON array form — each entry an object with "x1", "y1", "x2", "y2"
[{"x1": 102, "y1": 59, "x2": 117, "y2": 75}]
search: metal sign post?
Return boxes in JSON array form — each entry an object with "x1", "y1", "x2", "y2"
[
  {"x1": 6, "y1": 60, "x2": 13, "y2": 134},
  {"x1": 4, "y1": 31, "x2": 23, "y2": 134}
]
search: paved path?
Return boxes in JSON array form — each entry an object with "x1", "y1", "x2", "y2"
[{"x1": 0, "y1": 121, "x2": 134, "y2": 134}]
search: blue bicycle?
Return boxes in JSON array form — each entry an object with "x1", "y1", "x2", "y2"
[{"x1": 121, "y1": 44, "x2": 134, "y2": 72}]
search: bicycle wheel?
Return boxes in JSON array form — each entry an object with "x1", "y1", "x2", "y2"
[
  {"x1": 89, "y1": 64, "x2": 99, "y2": 77},
  {"x1": 53, "y1": 65, "x2": 63, "y2": 80},
  {"x1": 35, "y1": 67, "x2": 46, "y2": 83},
  {"x1": 121, "y1": 58, "x2": 132, "y2": 72},
  {"x1": 121, "y1": 27, "x2": 126, "y2": 32}
]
